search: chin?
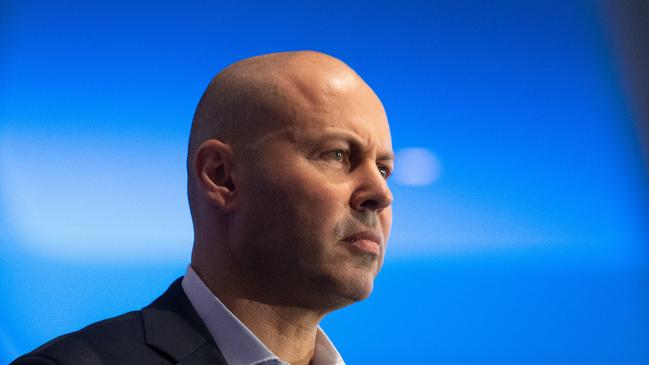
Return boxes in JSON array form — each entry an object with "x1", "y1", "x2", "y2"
[
  {"x1": 345, "y1": 271, "x2": 376, "y2": 300},
  {"x1": 315, "y1": 269, "x2": 376, "y2": 310},
  {"x1": 296, "y1": 257, "x2": 380, "y2": 310}
]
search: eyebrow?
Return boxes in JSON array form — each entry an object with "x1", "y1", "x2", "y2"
[
  {"x1": 315, "y1": 131, "x2": 395, "y2": 162},
  {"x1": 378, "y1": 152, "x2": 395, "y2": 161}
]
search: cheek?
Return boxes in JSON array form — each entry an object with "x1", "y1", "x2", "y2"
[
  {"x1": 290, "y1": 180, "x2": 347, "y2": 234},
  {"x1": 244, "y1": 152, "x2": 353, "y2": 244},
  {"x1": 255, "y1": 167, "x2": 346, "y2": 234},
  {"x1": 265, "y1": 160, "x2": 345, "y2": 212}
]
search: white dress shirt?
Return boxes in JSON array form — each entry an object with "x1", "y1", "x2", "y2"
[{"x1": 181, "y1": 265, "x2": 346, "y2": 365}]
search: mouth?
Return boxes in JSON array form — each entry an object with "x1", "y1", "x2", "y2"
[{"x1": 342, "y1": 231, "x2": 382, "y2": 256}]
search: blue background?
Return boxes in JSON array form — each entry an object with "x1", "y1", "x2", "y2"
[{"x1": 1, "y1": 0, "x2": 648, "y2": 363}]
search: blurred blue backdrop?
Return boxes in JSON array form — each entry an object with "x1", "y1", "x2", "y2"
[{"x1": 1, "y1": 0, "x2": 648, "y2": 364}]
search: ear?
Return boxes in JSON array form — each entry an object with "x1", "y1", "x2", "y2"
[{"x1": 193, "y1": 139, "x2": 237, "y2": 212}]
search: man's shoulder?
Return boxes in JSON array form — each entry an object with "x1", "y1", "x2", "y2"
[
  {"x1": 10, "y1": 277, "x2": 226, "y2": 365},
  {"x1": 10, "y1": 310, "x2": 165, "y2": 365}
]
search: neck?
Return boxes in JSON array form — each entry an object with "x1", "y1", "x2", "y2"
[
  {"x1": 191, "y1": 259, "x2": 326, "y2": 365},
  {"x1": 224, "y1": 297, "x2": 323, "y2": 365}
]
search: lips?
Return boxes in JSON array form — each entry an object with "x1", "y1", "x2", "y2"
[{"x1": 342, "y1": 231, "x2": 382, "y2": 255}]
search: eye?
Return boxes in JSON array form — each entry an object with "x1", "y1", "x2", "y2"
[
  {"x1": 378, "y1": 165, "x2": 391, "y2": 179},
  {"x1": 325, "y1": 149, "x2": 350, "y2": 164}
]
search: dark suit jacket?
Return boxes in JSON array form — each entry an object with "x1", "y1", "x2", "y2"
[{"x1": 11, "y1": 278, "x2": 228, "y2": 365}]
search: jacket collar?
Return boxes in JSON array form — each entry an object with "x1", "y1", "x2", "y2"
[{"x1": 141, "y1": 278, "x2": 228, "y2": 364}]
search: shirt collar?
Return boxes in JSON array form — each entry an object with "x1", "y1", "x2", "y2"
[{"x1": 181, "y1": 265, "x2": 346, "y2": 365}]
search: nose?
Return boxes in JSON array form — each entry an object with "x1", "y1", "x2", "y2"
[{"x1": 350, "y1": 162, "x2": 393, "y2": 213}]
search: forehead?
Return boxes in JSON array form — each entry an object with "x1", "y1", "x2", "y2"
[{"x1": 276, "y1": 71, "x2": 393, "y2": 150}]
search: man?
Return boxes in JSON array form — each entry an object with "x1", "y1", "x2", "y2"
[{"x1": 12, "y1": 50, "x2": 394, "y2": 365}]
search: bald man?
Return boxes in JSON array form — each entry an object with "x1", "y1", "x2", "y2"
[{"x1": 12, "y1": 51, "x2": 394, "y2": 365}]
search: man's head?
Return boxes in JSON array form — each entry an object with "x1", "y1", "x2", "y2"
[{"x1": 187, "y1": 51, "x2": 393, "y2": 312}]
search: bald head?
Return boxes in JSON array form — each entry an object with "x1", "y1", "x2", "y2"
[
  {"x1": 187, "y1": 51, "x2": 383, "y2": 215},
  {"x1": 188, "y1": 51, "x2": 371, "y2": 155}
]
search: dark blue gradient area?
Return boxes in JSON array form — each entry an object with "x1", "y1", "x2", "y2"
[{"x1": 1, "y1": 1, "x2": 648, "y2": 364}]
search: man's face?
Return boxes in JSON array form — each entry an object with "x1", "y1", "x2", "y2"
[{"x1": 230, "y1": 72, "x2": 393, "y2": 310}]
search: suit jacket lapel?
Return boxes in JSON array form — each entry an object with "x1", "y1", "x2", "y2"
[{"x1": 141, "y1": 278, "x2": 228, "y2": 364}]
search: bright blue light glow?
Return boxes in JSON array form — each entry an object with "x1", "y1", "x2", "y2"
[
  {"x1": 0, "y1": 125, "x2": 192, "y2": 261},
  {"x1": 393, "y1": 148, "x2": 441, "y2": 186}
]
